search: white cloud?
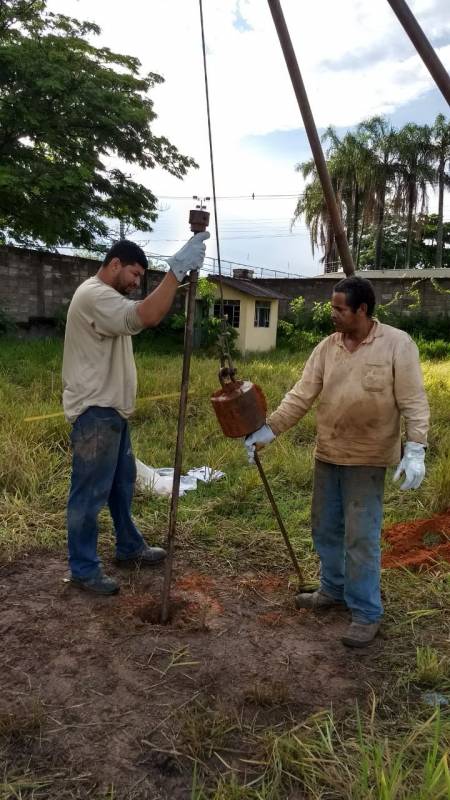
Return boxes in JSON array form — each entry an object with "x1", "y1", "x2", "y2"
[
  {"x1": 47, "y1": 1, "x2": 449, "y2": 158},
  {"x1": 44, "y1": 0, "x2": 450, "y2": 272}
]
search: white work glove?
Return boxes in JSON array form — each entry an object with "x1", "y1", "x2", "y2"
[
  {"x1": 166, "y1": 231, "x2": 210, "y2": 282},
  {"x1": 393, "y1": 442, "x2": 426, "y2": 490},
  {"x1": 244, "y1": 424, "x2": 276, "y2": 464}
]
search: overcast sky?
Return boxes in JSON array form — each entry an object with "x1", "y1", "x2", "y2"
[{"x1": 48, "y1": 0, "x2": 450, "y2": 275}]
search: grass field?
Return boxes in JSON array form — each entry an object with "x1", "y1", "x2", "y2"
[{"x1": 0, "y1": 335, "x2": 449, "y2": 798}]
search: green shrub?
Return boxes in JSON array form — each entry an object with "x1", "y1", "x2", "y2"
[
  {"x1": 0, "y1": 306, "x2": 16, "y2": 335},
  {"x1": 53, "y1": 303, "x2": 69, "y2": 332},
  {"x1": 417, "y1": 339, "x2": 450, "y2": 360},
  {"x1": 278, "y1": 297, "x2": 333, "y2": 349},
  {"x1": 377, "y1": 309, "x2": 450, "y2": 340},
  {"x1": 199, "y1": 315, "x2": 239, "y2": 356},
  {"x1": 311, "y1": 300, "x2": 333, "y2": 333}
]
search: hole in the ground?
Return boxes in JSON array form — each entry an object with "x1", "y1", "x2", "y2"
[
  {"x1": 422, "y1": 531, "x2": 444, "y2": 547},
  {"x1": 135, "y1": 598, "x2": 187, "y2": 625},
  {"x1": 118, "y1": 590, "x2": 222, "y2": 628}
]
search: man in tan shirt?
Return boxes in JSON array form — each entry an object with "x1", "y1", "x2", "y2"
[
  {"x1": 63, "y1": 235, "x2": 208, "y2": 595},
  {"x1": 245, "y1": 276, "x2": 429, "y2": 647}
]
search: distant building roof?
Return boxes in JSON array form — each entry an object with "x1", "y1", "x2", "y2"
[
  {"x1": 207, "y1": 275, "x2": 287, "y2": 300},
  {"x1": 313, "y1": 268, "x2": 450, "y2": 279}
]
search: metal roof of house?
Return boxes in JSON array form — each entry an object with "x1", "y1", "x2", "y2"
[{"x1": 207, "y1": 275, "x2": 287, "y2": 300}]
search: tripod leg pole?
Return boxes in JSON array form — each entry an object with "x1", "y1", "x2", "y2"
[
  {"x1": 253, "y1": 450, "x2": 304, "y2": 585},
  {"x1": 160, "y1": 270, "x2": 198, "y2": 623}
]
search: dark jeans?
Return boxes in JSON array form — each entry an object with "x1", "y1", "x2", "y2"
[
  {"x1": 312, "y1": 459, "x2": 386, "y2": 623},
  {"x1": 67, "y1": 406, "x2": 145, "y2": 578}
]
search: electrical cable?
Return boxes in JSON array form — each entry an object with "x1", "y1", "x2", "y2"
[
  {"x1": 198, "y1": 0, "x2": 226, "y2": 341},
  {"x1": 198, "y1": 0, "x2": 235, "y2": 369}
]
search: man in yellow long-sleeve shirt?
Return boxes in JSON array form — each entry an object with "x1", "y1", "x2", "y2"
[{"x1": 245, "y1": 276, "x2": 429, "y2": 648}]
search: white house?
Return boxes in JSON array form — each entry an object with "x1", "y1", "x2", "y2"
[{"x1": 207, "y1": 269, "x2": 286, "y2": 354}]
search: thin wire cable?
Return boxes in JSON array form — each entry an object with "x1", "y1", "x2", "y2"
[
  {"x1": 158, "y1": 193, "x2": 304, "y2": 200},
  {"x1": 198, "y1": 0, "x2": 229, "y2": 360}
]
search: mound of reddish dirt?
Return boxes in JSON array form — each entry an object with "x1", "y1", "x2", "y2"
[{"x1": 382, "y1": 510, "x2": 450, "y2": 569}]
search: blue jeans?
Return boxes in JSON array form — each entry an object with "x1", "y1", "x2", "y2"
[
  {"x1": 67, "y1": 407, "x2": 146, "y2": 578},
  {"x1": 312, "y1": 459, "x2": 386, "y2": 623}
]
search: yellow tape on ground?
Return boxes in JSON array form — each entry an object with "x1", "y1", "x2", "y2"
[{"x1": 23, "y1": 392, "x2": 194, "y2": 422}]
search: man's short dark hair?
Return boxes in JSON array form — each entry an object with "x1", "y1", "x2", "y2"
[
  {"x1": 333, "y1": 276, "x2": 376, "y2": 316},
  {"x1": 103, "y1": 240, "x2": 148, "y2": 270}
]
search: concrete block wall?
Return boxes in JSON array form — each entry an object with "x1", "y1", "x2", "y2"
[
  {"x1": 257, "y1": 276, "x2": 450, "y2": 319},
  {"x1": 0, "y1": 245, "x2": 184, "y2": 324},
  {"x1": 1, "y1": 245, "x2": 449, "y2": 325}
]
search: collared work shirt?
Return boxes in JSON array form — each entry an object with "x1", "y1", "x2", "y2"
[
  {"x1": 62, "y1": 276, "x2": 144, "y2": 423},
  {"x1": 268, "y1": 321, "x2": 429, "y2": 467}
]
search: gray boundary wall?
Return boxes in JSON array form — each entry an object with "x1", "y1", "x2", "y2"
[
  {"x1": 0, "y1": 245, "x2": 184, "y2": 323},
  {"x1": 1, "y1": 245, "x2": 449, "y2": 324},
  {"x1": 257, "y1": 275, "x2": 450, "y2": 319}
]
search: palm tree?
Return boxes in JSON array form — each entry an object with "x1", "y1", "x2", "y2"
[
  {"x1": 322, "y1": 127, "x2": 377, "y2": 263},
  {"x1": 357, "y1": 117, "x2": 398, "y2": 269},
  {"x1": 393, "y1": 123, "x2": 435, "y2": 269},
  {"x1": 292, "y1": 159, "x2": 338, "y2": 272},
  {"x1": 432, "y1": 114, "x2": 450, "y2": 269}
]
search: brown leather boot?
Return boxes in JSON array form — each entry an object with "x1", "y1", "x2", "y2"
[
  {"x1": 295, "y1": 589, "x2": 345, "y2": 610},
  {"x1": 342, "y1": 621, "x2": 381, "y2": 648}
]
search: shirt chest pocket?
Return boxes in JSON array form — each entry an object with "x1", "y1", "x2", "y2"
[{"x1": 361, "y1": 362, "x2": 392, "y2": 392}]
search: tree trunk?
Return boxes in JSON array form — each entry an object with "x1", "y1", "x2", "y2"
[
  {"x1": 436, "y1": 152, "x2": 445, "y2": 269},
  {"x1": 356, "y1": 209, "x2": 366, "y2": 269},
  {"x1": 405, "y1": 182, "x2": 415, "y2": 269},
  {"x1": 374, "y1": 181, "x2": 386, "y2": 270},
  {"x1": 352, "y1": 185, "x2": 360, "y2": 260}
]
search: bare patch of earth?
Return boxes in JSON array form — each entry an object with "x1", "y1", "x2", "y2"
[{"x1": 0, "y1": 555, "x2": 385, "y2": 799}]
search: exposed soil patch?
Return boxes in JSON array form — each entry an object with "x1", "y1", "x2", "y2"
[
  {"x1": 0, "y1": 555, "x2": 385, "y2": 799},
  {"x1": 382, "y1": 510, "x2": 450, "y2": 569}
]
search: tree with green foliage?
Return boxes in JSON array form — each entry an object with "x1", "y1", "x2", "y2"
[
  {"x1": 322, "y1": 127, "x2": 376, "y2": 262},
  {"x1": 0, "y1": 0, "x2": 196, "y2": 248},
  {"x1": 358, "y1": 213, "x2": 450, "y2": 270},
  {"x1": 393, "y1": 123, "x2": 435, "y2": 269},
  {"x1": 295, "y1": 114, "x2": 449, "y2": 272},
  {"x1": 292, "y1": 159, "x2": 338, "y2": 272},
  {"x1": 357, "y1": 116, "x2": 399, "y2": 269},
  {"x1": 432, "y1": 114, "x2": 450, "y2": 269}
]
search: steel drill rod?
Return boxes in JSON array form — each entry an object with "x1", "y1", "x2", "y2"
[
  {"x1": 160, "y1": 270, "x2": 199, "y2": 623},
  {"x1": 267, "y1": 0, "x2": 355, "y2": 277},
  {"x1": 253, "y1": 450, "x2": 304, "y2": 583},
  {"x1": 386, "y1": 0, "x2": 450, "y2": 106}
]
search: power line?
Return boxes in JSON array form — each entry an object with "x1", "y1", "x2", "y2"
[
  {"x1": 157, "y1": 192, "x2": 304, "y2": 200},
  {"x1": 145, "y1": 232, "x2": 311, "y2": 242}
]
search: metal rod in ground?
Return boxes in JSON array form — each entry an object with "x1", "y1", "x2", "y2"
[
  {"x1": 160, "y1": 270, "x2": 199, "y2": 623},
  {"x1": 386, "y1": 0, "x2": 450, "y2": 106},
  {"x1": 253, "y1": 450, "x2": 304, "y2": 584},
  {"x1": 267, "y1": 0, "x2": 355, "y2": 277}
]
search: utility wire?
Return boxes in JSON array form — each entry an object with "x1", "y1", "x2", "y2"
[
  {"x1": 199, "y1": 0, "x2": 226, "y2": 339},
  {"x1": 157, "y1": 193, "x2": 304, "y2": 200}
]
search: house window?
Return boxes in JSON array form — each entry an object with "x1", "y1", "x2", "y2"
[
  {"x1": 213, "y1": 299, "x2": 240, "y2": 328},
  {"x1": 254, "y1": 301, "x2": 271, "y2": 328}
]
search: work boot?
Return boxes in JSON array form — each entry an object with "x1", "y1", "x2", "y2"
[
  {"x1": 115, "y1": 545, "x2": 167, "y2": 567},
  {"x1": 70, "y1": 571, "x2": 119, "y2": 596},
  {"x1": 295, "y1": 588, "x2": 344, "y2": 610},
  {"x1": 341, "y1": 620, "x2": 381, "y2": 648}
]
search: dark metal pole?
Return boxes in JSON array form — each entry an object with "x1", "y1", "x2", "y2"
[
  {"x1": 267, "y1": 0, "x2": 355, "y2": 276},
  {"x1": 253, "y1": 451, "x2": 304, "y2": 584},
  {"x1": 386, "y1": 0, "x2": 450, "y2": 106},
  {"x1": 160, "y1": 269, "x2": 199, "y2": 624}
]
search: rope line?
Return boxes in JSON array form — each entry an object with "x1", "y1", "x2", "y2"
[{"x1": 198, "y1": 0, "x2": 233, "y2": 370}]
